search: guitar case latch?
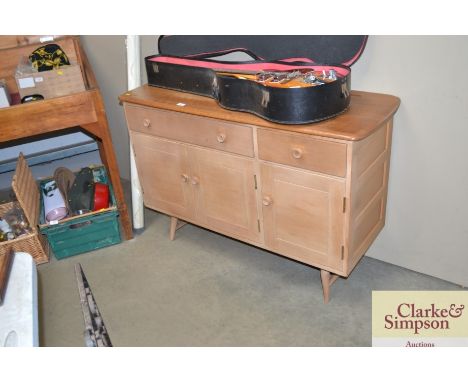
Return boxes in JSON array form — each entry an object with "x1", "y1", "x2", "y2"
[
  {"x1": 341, "y1": 82, "x2": 350, "y2": 99},
  {"x1": 211, "y1": 77, "x2": 219, "y2": 99},
  {"x1": 261, "y1": 90, "x2": 270, "y2": 108}
]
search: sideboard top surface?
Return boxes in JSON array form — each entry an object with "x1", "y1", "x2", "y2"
[{"x1": 119, "y1": 85, "x2": 400, "y2": 141}]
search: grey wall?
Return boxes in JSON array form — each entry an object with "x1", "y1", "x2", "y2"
[
  {"x1": 80, "y1": 36, "x2": 158, "y2": 180},
  {"x1": 81, "y1": 36, "x2": 468, "y2": 286},
  {"x1": 80, "y1": 36, "x2": 129, "y2": 179},
  {"x1": 352, "y1": 36, "x2": 468, "y2": 287}
]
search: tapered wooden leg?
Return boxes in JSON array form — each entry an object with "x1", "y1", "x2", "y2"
[
  {"x1": 169, "y1": 217, "x2": 187, "y2": 241},
  {"x1": 320, "y1": 269, "x2": 340, "y2": 304}
]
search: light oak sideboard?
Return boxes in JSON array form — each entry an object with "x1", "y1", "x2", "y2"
[{"x1": 120, "y1": 85, "x2": 400, "y2": 303}]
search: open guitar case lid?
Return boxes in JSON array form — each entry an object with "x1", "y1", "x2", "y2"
[{"x1": 146, "y1": 36, "x2": 368, "y2": 124}]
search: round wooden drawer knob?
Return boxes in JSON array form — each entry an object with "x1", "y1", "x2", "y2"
[
  {"x1": 217, "y1": 133, "x2": 226, "y2": 143},
  {"x1": 181, "y1": 174, "x2": 189, "y2": 183},
  {"x1": 262, "y1": 196, "x2": 273, "y2": 206},
  {"x1": 191, "y1": 176, "x2": 200, "y2": 185},
  {"x1": 143, "y1": 118, "x2": 151, "y2": 128},
  {"x1": 292, "y1": 148, "x2": 303, "y2": 159}
]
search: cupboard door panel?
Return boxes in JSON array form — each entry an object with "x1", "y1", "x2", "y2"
[
  {"x1": 131, "y1": 132, "x2": 195, "y2": 220},
  {"x1": 191, "y1": 147, "x2": 261, "y2": 243},
  {"x1": 261, "y1": 163, "x2": 345, "y2": 272}
]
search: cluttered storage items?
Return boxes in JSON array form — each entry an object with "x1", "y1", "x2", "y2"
[
  {"x1": 0, "y1": 154, "x2": 121, "y2": 262},
  {"x1": 0, "y1": 35, "x2": 133, "y2": 241},
  {"x1": 38, "y1": 162, "x2": 121, "y2": 259}
]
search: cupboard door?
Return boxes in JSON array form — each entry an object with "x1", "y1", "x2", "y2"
[
  {"x1": 261, "y1": 163, "x2": 345, "y2": 272},
  {"x1": 190, "y1": 146, "x2": 261, "y2": 244},
  {"x1": 131, "y1": 132, "x2": 195, "y2": 221}
]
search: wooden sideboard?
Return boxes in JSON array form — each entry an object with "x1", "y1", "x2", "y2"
[{"x1": 120, "y1": 85, "x2": 400, "y2": 302}]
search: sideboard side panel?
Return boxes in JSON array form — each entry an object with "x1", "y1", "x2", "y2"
[{"x1": 348, "y1": 120, "x2": 394, "y2": 273}]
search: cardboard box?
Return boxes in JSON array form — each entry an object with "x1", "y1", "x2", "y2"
[
  {"x1": 15, "y1": 64, "x2": 85, "y2": 100},
  {"x1": 0, "y1": 80, "x2": 10, "y2": 108}
]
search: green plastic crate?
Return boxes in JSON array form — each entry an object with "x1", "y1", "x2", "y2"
[{"x1": 38, "y1": 165, "x2": 121, "y2": 260}]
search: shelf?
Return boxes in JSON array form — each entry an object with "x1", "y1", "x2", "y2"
[{"x1": 0, "y1": 36, "x2": 132, "y2": 241}]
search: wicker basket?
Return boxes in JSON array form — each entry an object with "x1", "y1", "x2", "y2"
[{"x1": 0, "y1": 154, "x2": 49, "y2": 264}]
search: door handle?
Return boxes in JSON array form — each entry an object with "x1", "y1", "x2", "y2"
[
  {"x1": 216, "y1": 133, "x2": 226, "y2": 143},
  {"x1": 292, "y1": 148, "x2": 303, "y2": 159},
  {"x1": 262, "y1": 196, "x2": 273, "y2": 206},
  {"x1": 142, "y1": 118, "x2": 151, "y2": 128}
]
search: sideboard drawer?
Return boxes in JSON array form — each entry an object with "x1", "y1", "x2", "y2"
[
  {"x1": 124, "y1": 104, "x2": 254, "y2": 157},
  {"x1": 257, "y1": 129, "x2": 347, "y2": 177}
]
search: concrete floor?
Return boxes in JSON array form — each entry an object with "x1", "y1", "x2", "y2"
[{"x1": 36, "y1": 183, "x2": 462, "y2": 347}]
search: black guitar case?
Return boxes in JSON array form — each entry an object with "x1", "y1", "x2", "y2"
[{"x1": 145, "y1": 36, "x2": 367, "y2": 124}]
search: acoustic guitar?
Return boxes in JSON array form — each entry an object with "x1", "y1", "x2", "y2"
[{"x1": 215, "y1": 68, "x2": 338, "y2": 89}]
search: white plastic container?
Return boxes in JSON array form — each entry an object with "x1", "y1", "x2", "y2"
[{"x1": 42, "y1": 180, "x2": 68, "y2": 222}]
